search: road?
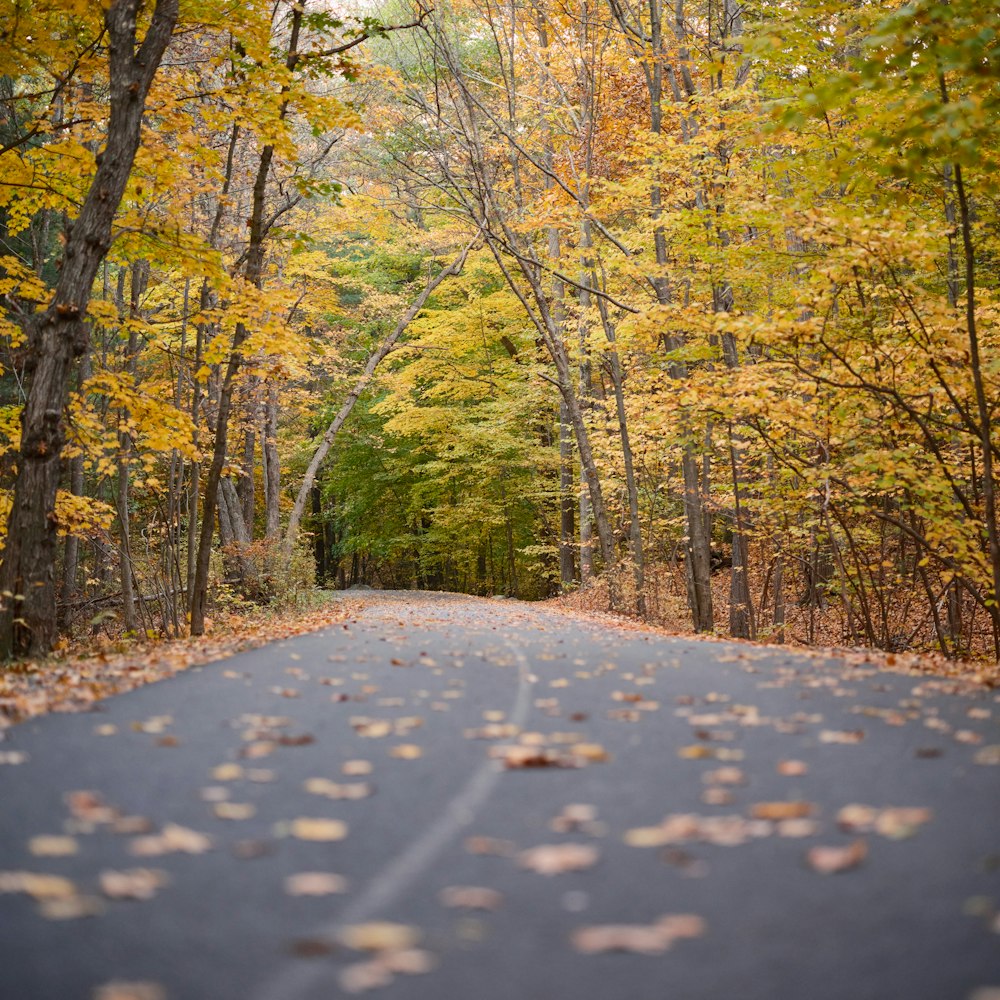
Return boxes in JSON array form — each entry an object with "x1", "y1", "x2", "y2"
[{"x1": 1, "y1": 591, "x2": 998, "y2": 1000}]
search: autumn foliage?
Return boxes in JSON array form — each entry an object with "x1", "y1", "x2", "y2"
[{"x1": 0, "y1": 0, "x2": 997, "y2": 661}]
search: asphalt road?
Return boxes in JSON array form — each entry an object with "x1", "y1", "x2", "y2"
[{"x1": 1, "y1": 591, "x2": 998, "y2": 1000}]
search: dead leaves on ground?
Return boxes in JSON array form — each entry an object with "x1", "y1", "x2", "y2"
[
  {"x1": 517, "y1": 843, "x2": 600, "y2": 875},
  {"x1": 336, "y1": 923, "x2": 435, "y2": 994},
  {"x1": 806, "y1": 839, "x2": 868, "y2": 874},
  {"x1": 571, "y1": 914, "x2": 706, "y2": 955}
]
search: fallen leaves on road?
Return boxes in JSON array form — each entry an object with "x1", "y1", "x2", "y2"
[
  {"x1": 289, "y1": 818, "x2": 348, "y2": 842},
  {"x1": 213, "y1": 802, "x2": 256, "y2": 821},
  {"x1": 130, "y1": 823, "x2": 212, "y2": 856},
  {"x1": 438, "y1": 885, "x2": 504, "y2": 910},
  {"x1": 777, "y1": 760, "x2": 808, "y2": 776},
  {"x1": 836, "y1": 805, "x2": 932, "y2": 839},
  {"x1": 806, "y1": 839, "x2": 868, "y2": 874},
  {"x1": 99, "y1": 869, "x2": 169, "y2": 900},
  {"x1": 29, "y1": 835, "x2": 78, "y2": 856},
  {"x1": 92, "y1": 982, "x2": 166, "y2": 1000},
  {"x1": 625, "y1": 814, "x2": 774, "y2": 849},
  {"x1": 571, "y1": 914, "x2": 706, "y2": 955},
  {"x1": 284, "y1": 872, "x2": 348, "y2": 896},
  {"x1": 818, "y1": 730, "x2": 865, "y2": 745},
  {"x1": 750, "y1": 802, "x2": 815, "y2": 821},
  {"x1": 517, "y1": 843, "x2": 600, "y2": 875},
  {"x1": 305, "y1": 778, "x2": 372, "y2": 800}
]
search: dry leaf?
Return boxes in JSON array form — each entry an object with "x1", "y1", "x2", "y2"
[
  {"x1": 39, "y1": 895, "x2": 105, "y2": 919},
  {"x1": 777, "y1": 760, "x2": 808, "y2": 776},
  {"x1": 99, "y1": 869, "x2": 169, "y2": 900},
  {"x1": 93, "y1": 982, "x2": 166, "y2": 1000},
  {"x1": 130, "y1": 824, "x2": 212, "y2": 856},
  {"x1": 439, "y1": 886, "x2": 504, "y2": 910},
  {"x1": 389, "y1": 744, "x2": 423, "y2": 760},
  {"x1": 289, "y1": 818, "x2": 348, "y2": 842},
  {"x1": 518, "y1": 843, "x2": 599, "y2": 875},
  {"x1": 874, "y1": 807, "x2": 932, "y2": 839},
  {"x1": 570, "y1": 743, "x2": 609, "y2": 763},
  {"x1": 284, "y1": 872, "x2": 348, "y2": 896},
  {"x1": 0, "y1": 871, "x2": 77, "y2": 900},
  {"x1": 213, "y1": 802, "x2": 256, "y2": 821},
  {"x1": 339, "y1": 922, "x2": 420, "y2": 952},
  {"x1": 211, "y1": 764, "x2": 244, "y2": 781},
  {"x1": 819, "y1": 730, "x2": 865, "y2": 745},
  {"x1": 750, "y1": 802, "x2": 814, "y2": 821},
  {"x1": 29, "y1": 835, "x2": 78, "y2": 857},
  {"x1": 571, "y1": 914, "x2": 705, "y2": 955},
  {"x1": 342, "y1": 760, "x2": 373, "y2": 776},
  {"x1": 806, "y1": 839, "x2": 867, "y2": 874}
]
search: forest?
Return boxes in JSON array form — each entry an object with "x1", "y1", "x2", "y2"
[{"x1": 0, "y1": 0, "x2": 997, "y2": 662}]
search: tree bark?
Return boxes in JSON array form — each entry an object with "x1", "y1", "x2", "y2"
[{"x1": 0, "y1": 0, "x2": 179, "y2": 658}]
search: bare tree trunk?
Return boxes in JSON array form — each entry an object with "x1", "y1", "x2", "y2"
[{"x1": 0, "y1": 0, "x2": 178, "y2": 658}]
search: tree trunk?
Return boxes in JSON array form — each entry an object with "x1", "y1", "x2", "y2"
[{"x1": 0, "y1": 0, "x2": 178, "y2": 658}]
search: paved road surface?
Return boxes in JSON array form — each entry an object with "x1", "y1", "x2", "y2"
[{"x1": 1, "y1": 592, "x2": 998, "y2": 1000}]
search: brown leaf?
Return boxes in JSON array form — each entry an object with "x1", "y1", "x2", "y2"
[
  {"x1": 92, "y1": 982, "x2": 166, "y2": 1000},
  {"x1": 806, "y1": 839, "x2": 867, "y2": 874},
  {"x1": 750, "y1": 802, "x2": 814, "y2": 821},
  {"x1": 438, "y1": 886, "x2": 504, "y2": 910},
  {"x1": 777, "y1": 760, "x2": 808, "y2": 776},
  {"x1": 571, "y1": 914, "x2": 706, "y2": 955},
  {"x1": 213, "y1": 802, "x2": 256, "y2": 821},
  {"x1": 342, "y1": 760, "x2": 373, "y2": 776},
  {"x1": 389, "y1": 744, "x2": 423, "y2": 760},
  {"x1": 517, "y1": 843, "x2": 599, "y2": 875},
  {"x1": 29, "y1": 835, "x2": 78, "y2": 857},
  {"x1": 289, "y1": 818, "x2": 348, "y2": 842},
  {"x1": 338, "y1": 922, "x2": 420, "y2": 952},
  {"x1": 99, "y1": 869, "x2": 169, "y2": 901},
  {"x1": 284, "y1": 872, "x2": 348, "y2": 896},
  {"x1": 818, "y1": 730, "x2": 865, "y2": 745}
]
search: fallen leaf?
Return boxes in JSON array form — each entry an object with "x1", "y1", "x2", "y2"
[
  {"x1": 777, "y1": 760, "x2": 808, "y2": 776},
  {"x1": 339, "y1": 922, "x2": 421, "y2": 952},
  {"x1": 874, "y1": 807, "x2": 932, "y2": 839},
  {"x1": 284, "y1": 872, "x2": 349, "y2": 896},
  {"x1": 39, "y1": 895, "x2": 105, "y2": 919},
  {"x1": 571, "y1": 914, "x2": 706, "y2": 955},
  {"x1": 29, "y1": 835, "x2": 78, "y2": 857},
  {"x1": 750, "y1": 802, "x2": 815, "y2": 821},
  {"x1": 517, "y1": 843, "x2": 599, "y2": 875},
  {"x1": 213, "y1": 802, "x2": 256, "y2": 821},
  {"x1": 438, "y1": 886, "x2": 504, "y2": 910},
  {"x1": 212, "y1": 763, "x2": 244, "y2": 781},
  {"x1": 99, "y1": 869, "x2": 169, "y2": 900},
  {"x1": 806, "y1": 839, "x2": 867, "y2": 874},
  {"x1": 0, "y1": 871, "x2": 77, "y2": 899},
  {"x1": 130, "y1": 824, "x2": 212, "y2": 856},
  {"x1": 289, "y1": 818, "x2": 348, "y2": 842},
  {"x1": 703, "y1": 767, "x2": 745, "y2": 786},
  {"x1": 342, "y1": 760, "x2": 373, "y2": 776},
  {"x1": 818, "y1": 730, "x2": 865, "y2": 745},
  {"x1": 974, "y1": 746, "x2": 1000, "y2": 766},
  {"x1": 389, "y1": 744, "x2": 423, "y2": 760},
  {"x1": 92, "y1": 982, "x2": 166, "y2": 1000}
]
